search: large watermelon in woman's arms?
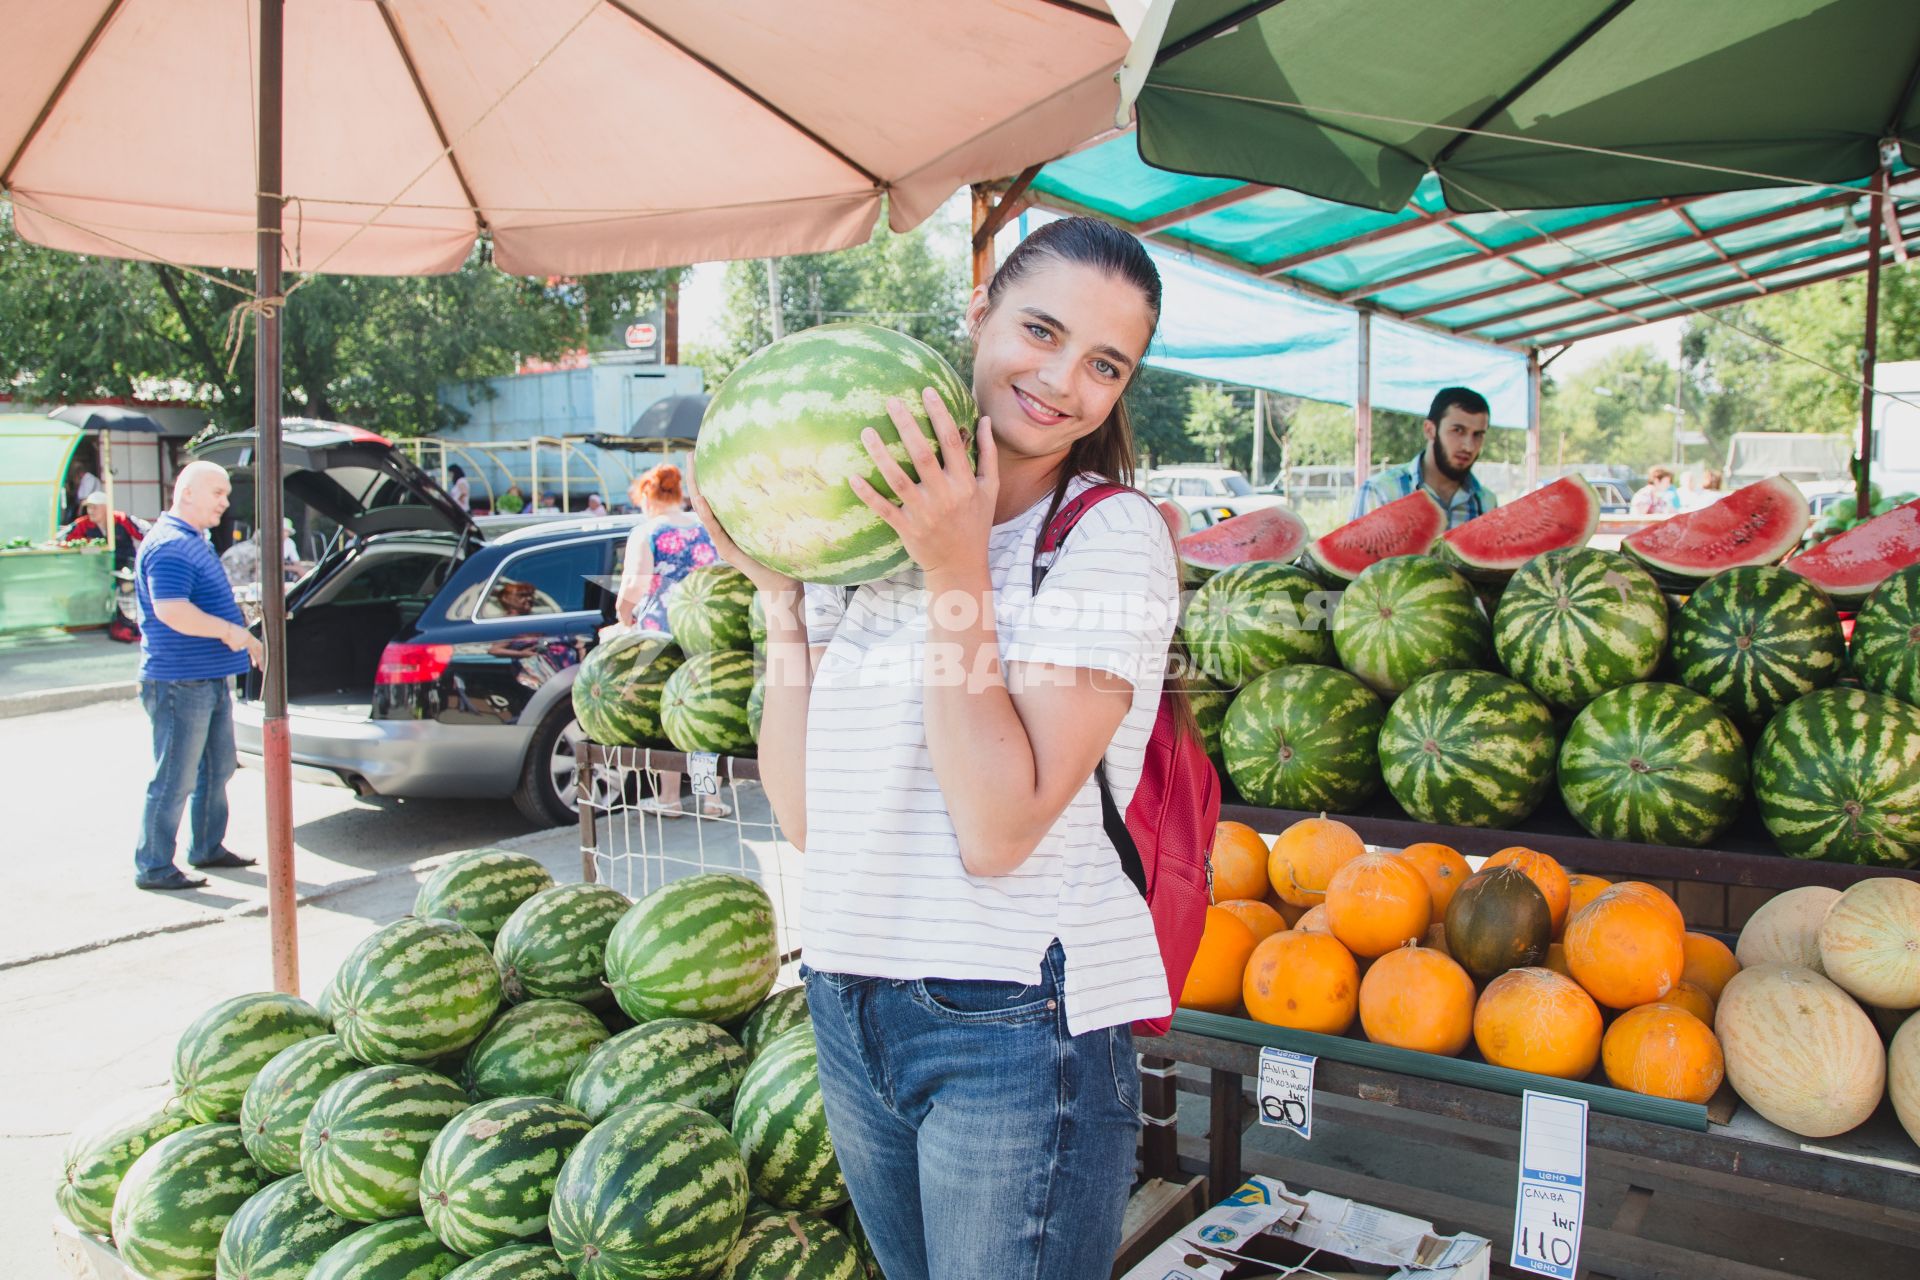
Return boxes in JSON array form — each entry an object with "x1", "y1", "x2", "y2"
[
  {"x1": 1623, "y1": 475, "x2": 1810, "y2": 590},
  {"x1": 413, "y1": 849, "x2": 555, "y2": 947},
  {"x1": 572, "y1": 631, "x2": 684, "y2": 748},
  {"x1": 1671, "y1": 565, "x2": 1845, "y2": 737},
  {"x1": 1752, "y1": 687, "x2": 1920, "y2": 866},
  {"x1": 666, "y1": 565, "x2": 757, "y2": 655},
  {"x1": 1493, "y1": 549, "x2": 1667, "y2": 711},
  {"x1": 330, "y1": 918, "x2": 502, "y2": 1065},
  {"x1": 662, "y1": 649, "x2": 758, "y2": 754},
  {"x1": 1176, "y1": 506, "x2": 1309, "y2": 586},
  {"x1": 1438, "y1": 476, "x2": 1600, "y2": 584},
  {"x1": 694, "y1": 323, "x2": 977, "y2": 585},
  {"x1": 1183, "y1": 561, "x2": 1334, "y2": 685},
  {"x1": 1853, "y1": 565, "x2": 1920, "y2": 708},
  {"x1": 1378, "y1": 670, "x2": 1556, "y2": 828},
  {"x1": 1332, "y1": 555, "x2": 1491, "y2": 698},
  {"x1": 1306, "y1": 492, "x2": 1445, "y2": 584},
  {"x1": 1221, "y1": 665, "x2": 1384, "y2": 811},
  {"x1": 1558, "y1": 683, "x2": 1748, "y2": 847}
]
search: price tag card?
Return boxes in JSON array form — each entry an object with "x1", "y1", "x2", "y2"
[
  {"x1": 1509, "y1": 1091, "x2": 1588, "y2": 1280},
  {"x1": 1255, "y1": 1046, "x2": 1315, "y2": 1139},
  {"x1": 686, "y1": 752, "x2": 721, "y2": 798}
]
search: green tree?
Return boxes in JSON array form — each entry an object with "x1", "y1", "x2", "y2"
[{"x1": 1182, "y1": 383, "x2": 1241, "y2": 464}]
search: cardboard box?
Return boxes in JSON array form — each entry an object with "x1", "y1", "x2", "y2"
[{"x1": 1117, "y1": 1176, "x2": 1491, "y2": 1280}]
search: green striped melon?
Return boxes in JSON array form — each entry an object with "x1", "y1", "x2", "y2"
[
  {"x1": 661, "y1": 649, "x2": 758, "y2": 755},
  {"x1": 54, "y1": 1094, "x2": 195, "y2": 1235},
  {"x1": 605, "y1": 872, "x2": 780, "y2": 1024},
  {"x1": 172, "y1": 992, "x2": 330, "y2": 1123},
  {"x1": 749, "y1": 591, "x2": 767, "y2": 650},
  {"x1": 240, "y1": 1033, "x2": 361, "y2": 1175},
  {"x1": 1220, "y1": 664, "x2": 1384, "y2": 811},
  {"x1": 747, "y1": 675, "x2": 765, "y2": 743},
  {"x1": 548, "y1": 1101, "x2": 750, "y2": 1280},
  {"x1": 840, "y1": 1204, "x2": 884, "y2": 1280},
  {"x1": 111, "y1": 1123, "x2": 272, "y2": 1280},
  {"x1": 1853, "y1": 565, "x2": 1920, "y2": 708},
  {"x1": 1182, "y1": 561, "x2": 1335, "y2": 686},
  {"x1": 1378, "y1": 670, "x2": 1556, "y2": 829},
  {"x1": 414, "y1": 850, "x2": 557, "y2": 947},
  {"x1": 463, "y1": 1000, "x2": 610, "y2": 1100},
  {"x1": 445, "y1": 1245, "x2": 572, "y2": 1280},
  {"x1": 1493, "y1": 549, "x2": 1668, "y2": 710},
  {"x1": 564, "y1": 1018, "x2": 749, "y2": 1122},
  {"x1": 215, "y1": 1174, "x2": 360, "y2": 1280},
  {"x1": 331, "y1": 918, "x2": 503, "y2": 1066},
  {"x1": 693, "y1": 322, "x2": 977, "y2": 586},
  {"x1": 1753, "y1": 687, "x2": 1920, "y2": 866},
  {"x1": 301, "y1": 1065, "x2": 469, "y2": 1222},
  {"x1": 315, "y1": 974, "x2": 338, "y2": 1027},
  {"x1": 574, "y1": 630, "x2": 685, "y2": 747},
  {"x1": 730, "y1": 1024, "x2": 847, "y2": 1213},
  {"x1": 738, "y1": 988, "x2": 811, "y2": 1060},
  {"x1": 1672, "y1": 566, "x2": 1846, "y2": 736},
  {"x1": 1188, "y1": 679, "x2": 1231, "y2": 765},
  {"x1": 718, "y1": 1211, "x2": 862, "y2": 1280},
  {"x1": 1558, "y1": 683, "x2": 1749, "y2": 847},
  {"x1": 667, "y1": 564, "x2": 758, "y2": 655},
  {"x1": 1332, "y1": 555, "x2": 1492, "y2": 698},
  {"x1": 419, "y1": 1096, "x2": 592, "y2": 1256},
  {"x1": 309, "y1": 1216, "x2": 462, "y2": 1280},
  {"x1": 493, "y1": 882, "x2": 631, "y2": 1005}
]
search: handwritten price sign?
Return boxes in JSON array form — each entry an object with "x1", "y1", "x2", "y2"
[
  {"x1": 1255, "y1": 1047, "x2": 1315, "y2": 1140},
  {"x1": 1510, "y1": 1092, "x2": 1588, "y2": 1280}
]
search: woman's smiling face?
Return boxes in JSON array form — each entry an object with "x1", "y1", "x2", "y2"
[{"x1": 965, "y1": 258, "x2": 1156, "y2": 462}]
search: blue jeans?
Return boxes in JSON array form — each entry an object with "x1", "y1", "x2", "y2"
[
  {"x1": 134, "y1": 678, "x2": 237, "y2": 878},
  {"x1": 803, "y1": 943, "x2": 1141, "y2": 1280}
]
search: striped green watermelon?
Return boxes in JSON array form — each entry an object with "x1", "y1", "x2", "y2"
[
  {"x1": 1220, "y1": 665, "x2": 1384, "y2": 811},
  {"x1": 738, "y1": 988, "x2": 811, "y2": 1060},
  {"x1": 749, "y1": 591, "x2": 767, "y2": 649},
  {"x1": 1493, "y1": 549, "x2": 1668, "y2": 710},
  {"x1": 419, "y1": 1096, "x2": 592, "y2": 1256},
  {"x1": 667, "y1": 565, "x2": 757, "y2": 654},
  {"x1": 549, "y1": 1101, "x2": 750, "y2": 1280},
  {"x1": 730, "y1": 1024, "x2": 847, "y2": 1213},
  {"x1": 1752, "y1": 687, "x2": 1920, "y2": 866},
  {"x1": 315, "y1": 974, "x2": 337, "y2": 1027},
  {"x1": 445, "y1": 1245, "x2": 572, "y2": 1280},
  {"x1": 1182, "y1": 561, "x2": 1335, "y2": 686},
  {"x1": 574, "y1": 630, "x2": 685, "y2": 747},
  {"x1": 1558, "y1": 683, "x2": 1749, "y2": 847},
  {"x1": 111, "y1": 1123, "x2": 272, "y2": 1280},
  {"x1": 693, "y1": 322, "x2": 977, "y2": 586},
  {"x1": 172, "y1": 992, "x2": 330, "y2": 1123},
  {"x1": 331, "y1": 918, "x2": 502, "y2": 1066},
  {"x1": 1187, "y1": 679, "x2": 1231, "y2": 765},
  {"x1": 1332, "y1": 555, "x2": 1492, "y2": 698},
  {"x1": 840, "y1": 1205, "x2": 883, "y2": 1280},
  {"x1": 241, "y1": 1033, "x2": 361, "y2": 1175},
  {"x1": 414, "y1": 850, "x2": 557, "y2": 947},
  {"x1": 302, "y1": 1065, "x2": 469, "y2": 1222},
  {"x1": 54, "y1": 1094, "x2": 195, "y2": 1235},
  {"x1": 661, "y1": 649, "x2": 759, "y2": 754},
  {"x1": 309, "y1": 1217, "x2": 462, "y2": 1280},
  {"x1": 463, "y1": 1000, "x2": 610, "y2": 1099},
  {"x1": 215, "y1": 1175, "x2": 360, "y2": 1280},
  {"x1": 1378, "y1": 670, "x2": 1556, "y2": 828},
  {"x1": 493, "y1": 882, "x2": 631, "y2": 1005},
  {"x1": 564, "y1": 1018, "x2": 750, "y2": 1122},
  {"x1": 606, "y1": 872, "x2": 780, "y2": 1024},
  {"x1": 1671, "y1": 565, "x2": 1846, "y2": 737},
  {"x1": 718, "y1": 1212, "x2": 862, "y2": 1280},
  {"x1": 1853, "y1": 565, "x2": 1920, "y2": 708},
  {"x1": 747, "y1": 675, "x2": 765, "y2": 743}
]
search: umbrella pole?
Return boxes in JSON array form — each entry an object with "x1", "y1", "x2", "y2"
[
  {"x1": 1354, "y1": 310, "x2": 1373, "y2": 491},
  {"x1": 255, "y1": 0, "x2": 298, "y2": 996},
  {"x1": 1858, "y1": 165, "x2": 1887, "y2": 517}
]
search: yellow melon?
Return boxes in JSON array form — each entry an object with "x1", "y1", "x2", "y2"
[
  {"x1": 1734, "y1": 886, "x2": 1840, "y2": 974},
  {"x1": 1890, "y1": 1012, "x2": 1920, "y2": 1147},
  {"x1": 1714, "y1": 964, "x2": 1884, "y2": 1138},
  {"x1": 1817, "y1": 879, "x2": 1920, "y2": 1010}
]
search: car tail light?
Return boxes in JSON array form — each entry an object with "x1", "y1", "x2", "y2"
[{"x1": 376, "y1": 642, "x2": 453, "y2": 685}]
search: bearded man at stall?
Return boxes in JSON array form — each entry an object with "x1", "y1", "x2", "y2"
[{"x1": 1352, "y1": 386, "x2": 1497, "y2": 530}]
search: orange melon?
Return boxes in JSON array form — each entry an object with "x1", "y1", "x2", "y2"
[
  {"x1": 1178, "y1": 906, "x2": 1258, "y2": 1014},
  {"x1": 1563, "y1": 885, "x2": 1685, "y2": 1009},
  {"x1": 1210, "y1": 822, "x2": 1272, "y2": 903},
  {"x1": 1325, "y1": 852, "x2": 1433, "y2": 959},
  {"x1": 1473, "y1": 968, "x2": 1603, "y2": 1080},
  {"x1": 1660, "y1": 979, "x2": 1716, "y2": 1025},
  {"x1": 1242, "y1": 931, "x2": 1359, "y2": 1034},
  {"x1": 1715, "y1": 964, "x2": 1884, "y2": 1137},
  {"x1": 1565, "y1": 873, "x2": 1613, "y2": 923},
  {"x1": 1268, "y1": 817, "x2": 1366, "y2": 908},
  {"x1": 1816, "y1": 878, "x2": 1920, "y2": 1010},
  {"x1": 1681, "y1": 932, "x2": 1741, "y2": 1003},
  {"x1": 1295, "y1": 904, "x2": 1332, "y2": 935},
  {"x1": 1358, "y1": 945, "x2": 1474, "y2": 1056},
  {"x1": 1216, "y1": 898, "x2": 1287, "y2": 944},
  {"x1": 1601, "y1": 1004, "x2": 1724, "y2": 1104},
  {"x1": 1393, "y1": 843, "x2": 1472, "y2": 916},
  {"x1": 1608, "y1": 881, "x2": 1685, "y2": 933},
  {"x1": 1482, "y1": 848, "x2": 1571, "y2": 936}
]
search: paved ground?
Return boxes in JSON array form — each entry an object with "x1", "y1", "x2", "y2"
[{"x1": 0, "y1": 629, "x2": 139, "y2": 718}]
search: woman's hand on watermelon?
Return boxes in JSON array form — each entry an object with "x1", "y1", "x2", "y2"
[
  {"x1": 852, "y1": 388, "x2": 997, "y2": 577},
  {"x1": 686, "y1": 457, "x2": 796, "y2": 593}
]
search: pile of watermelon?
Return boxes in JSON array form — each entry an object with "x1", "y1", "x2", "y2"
[
  {"x1": 56, "y1": 853, "x2": 882, "y2": 1280},
  {"x1": 1189, "y1": 473, "x2": 1920, "y2": 866}
]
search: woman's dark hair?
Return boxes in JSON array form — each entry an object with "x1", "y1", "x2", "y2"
[{"x1": 448, "y1": 465, "x2": 466, "y2": 481}]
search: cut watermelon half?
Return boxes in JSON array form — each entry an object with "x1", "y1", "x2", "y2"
[
  {"x1": 1622, "y1": 475, "x2": 1809, "y2": 591},
  {"x1": 1176, "y1": 505, "x2": 1309, "y2": 584},
  {"x1": 1785, "y1": 495, "x2": 1920, "y2": 605},
  {"x1": 1438, "y1": 475, "x2": 1599, "y2": 583},
  {"x1": 1306, "y1": 491, "x2": 1446, "y2": 584}
]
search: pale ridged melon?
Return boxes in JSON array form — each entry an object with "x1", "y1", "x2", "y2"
[
  {"x1": 1818, "y1": 878, "x2": 1920, "y2": 1010},
  {"x1": 1890, "y1": 1013, "x2": 1920, "y2": 1147},
  {"x1": 1735, "y1": 886, "x2": 1839, "y2": 973},
  {"x1": 1715, "y1": 964, "x2": 1883, "y2": 1138}
]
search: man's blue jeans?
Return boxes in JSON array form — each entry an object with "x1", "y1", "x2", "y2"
[
  {"x1": 803, "y1": 943, "x2": 1142, "y2": 1280},
  {"x1": 134, "y1": 678, "x2": 237, "y2": 878}
]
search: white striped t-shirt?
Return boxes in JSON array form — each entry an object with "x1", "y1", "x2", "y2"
[{"x1": 798, "y1": 475, "x2": 1181, "y2": 1034}]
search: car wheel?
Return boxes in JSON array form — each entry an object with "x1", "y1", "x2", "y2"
[{"x1": 513, "y1": 703, "x2": 599, "y2": 827}]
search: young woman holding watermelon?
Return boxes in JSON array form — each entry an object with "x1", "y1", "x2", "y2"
[{"x1": 693, "y1": 217, "x2": 1183, "y2": 1280}]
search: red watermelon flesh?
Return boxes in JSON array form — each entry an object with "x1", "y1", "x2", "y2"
[
  {"x1": 1623, "y1": 475, "x2": 1808, "y2": 588},
  {"x1": 1439, "y1": 475, "x2": 1599, "y2": 582},
  {"x1": 1786, "y1": 496, "x2": 1920, "y2": 605},
  {"x1": 1306, "y1": 491, "x2": 1446, "y2": 583},
  {"x1": 1176, "y1": 506, "x2": 1309, "y2": 581}
]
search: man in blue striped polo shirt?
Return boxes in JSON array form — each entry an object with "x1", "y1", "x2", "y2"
[
  {"x1": 133, "y1": 461, "x2": 265, "y2": 891},
  {"x1": 1352, "y1": 386, "x2": 1497, "y2": 530}
]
